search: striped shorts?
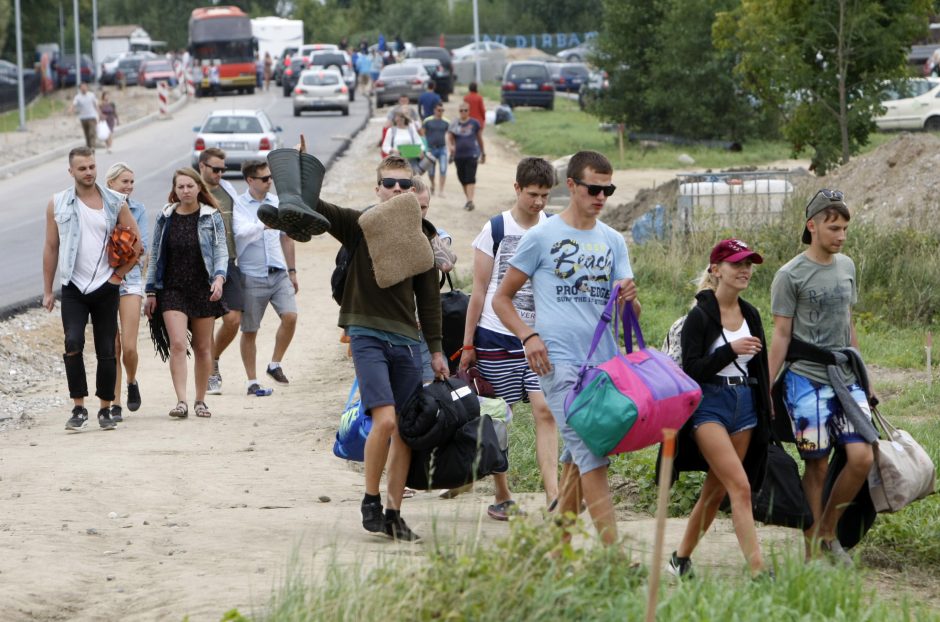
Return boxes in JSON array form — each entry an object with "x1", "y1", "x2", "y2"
[{"x1": 474, "y1": 326, "x2": 542, "y2": 405}]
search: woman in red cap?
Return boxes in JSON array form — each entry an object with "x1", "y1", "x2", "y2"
[{"x1": 668, "y1": 238, "x2": 771, "y2": 579}]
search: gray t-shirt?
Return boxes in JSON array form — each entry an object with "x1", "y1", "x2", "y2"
[
  {"x1": 771, "y1": 252, "x2": 858, "y2": 384},
  {"x1": 72, "y1": 92, "x2": 98, "y2": 120}
]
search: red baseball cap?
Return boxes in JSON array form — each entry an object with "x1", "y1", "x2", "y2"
[{"x1": 709, "y1": 238, "x2": 764, "y2": 264}]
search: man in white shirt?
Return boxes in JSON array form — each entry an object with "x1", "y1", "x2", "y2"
[
  {"x1": 233, "y1": 160, "x2": 299, "y2": 395},
  {"x1": 68, "y1": 83, "x2": 98, "y2": 148}
]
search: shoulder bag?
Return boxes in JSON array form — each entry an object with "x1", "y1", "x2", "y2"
[{"x1": 867, "y1": 405, "x2": 936, "y2": 513}]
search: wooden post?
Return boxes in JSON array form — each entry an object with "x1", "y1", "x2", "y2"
[
  {"x1": 927, "y1": 331, "x2": 933, "y2": 388},
  {"x1": 618, "y1": 123, "x2": 625, "y2": 161},
  {"x1": 645, "y1": 429, "x2": 677, "y2": 622}
]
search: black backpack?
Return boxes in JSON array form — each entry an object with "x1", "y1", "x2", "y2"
[
  {"x1": 330, "y1": 230, "x2": 362, "y2": 305},
  {"x1": 440, "y1": 272, "x2": 469, "y2": 371}
]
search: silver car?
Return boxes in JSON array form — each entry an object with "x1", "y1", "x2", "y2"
[
  {"x1": 191, "y1": 109, "x2": 283, "y2": 170},
  {"x1": 293, "y1": 67, "x2": 350, "y2": 117},
  {"x1": 374, "y1": 64, "x2": 430, "y2": 108}
]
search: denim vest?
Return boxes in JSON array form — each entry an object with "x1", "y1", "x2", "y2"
[
  {"x1": 122, "y1": 198, "x2": 150, "y2": 287},
  {"x1": 53, "y1": 183, "x2": 126, "y2": 286},
  {"x1": 145, "y1": 203, "x2": 229, "y2": 292}
]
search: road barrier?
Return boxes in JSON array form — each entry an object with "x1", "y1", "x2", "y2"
[{"x1": 157, "y1": 81, "x2": 169, "y2": 118}]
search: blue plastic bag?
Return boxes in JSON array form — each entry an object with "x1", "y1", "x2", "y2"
[{"x1": 333, "y1": 379, "x2": 371, "y2": 461}]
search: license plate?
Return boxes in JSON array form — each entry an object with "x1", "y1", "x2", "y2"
[
  {"x1": 220, "y1": 142, "x2": 246, "y2": 150},
  {"x1": 520, "y1": 83, "x2": 537, "y2": 90}
]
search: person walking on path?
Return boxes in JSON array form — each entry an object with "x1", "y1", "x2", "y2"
[
  {"x1": 69, "y1": 83, "x2": 98, "y2": 149},
  {"x1": 381, "y1": 112, "x2": 424, "y2": 173},
  {"x1": 458, "y1": 157, "x2": 560, "y2": 518},
  {"x1": 418, "y1": 81, "x2": 442, "y2": 120},
  {"x1": 263, "y1": 52, "x2": 273, "y2": 91},
  {"x1": 422, "y1": 104, "x2": 450, "y2": 197},
  {"x1": 209, "y1": 62, "x2": 221, "y2": 100},
  {"x1": 233, "y1": 160, "x2": 299, "y2": 395},
  {"x1": 98, "y1": 91, "x2": 118, "y2": 153},
  {"x1": 492, "y1": 150, "x2": 636, "y2": 546},
  {"x1": 447, "y1": 104, "x2": 485, "y2": 211},
  {"x1": 106, "y1": 162, "x2": 149, "y2": 422},
  {"x1": 42, "y1": 147, "x2": 143, "y2": 432},
  {"x1": 768, "y1": 189, "x2": 876, "y2": 565},
  {"x1": 198, "y1": 148, "x2": 245, "y2": 396},
  {"x1": 669, "y1": 238, "x2": 771, "y2": 579},
  {"x1": 144, "y1": 169, "x2": 228, "y2": 420},
  {"x1": 464, "y1": 82, "x2": 486, "y2": 129}
]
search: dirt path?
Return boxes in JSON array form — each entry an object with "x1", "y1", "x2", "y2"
[{"x1": 0, "y1": 103, "x2": 841, "y2": 621}]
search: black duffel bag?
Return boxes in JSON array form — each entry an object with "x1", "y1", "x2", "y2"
[
  {"x1": 752, "y1": 440, "x2": 815, "y2": 529},
  {"x1": 398, "y1": 377, "x2": 480, "y2": 452},
  {"x1": 407, "y1": 414, "x2": 508, "y2": 490}
]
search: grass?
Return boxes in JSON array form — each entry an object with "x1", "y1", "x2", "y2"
[{"x1": 0, "y1": 95, "x2": 67, "y2": 132}]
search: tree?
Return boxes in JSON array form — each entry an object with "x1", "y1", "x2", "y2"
[{"x1": 714, "y1": 0, "x2": 932, "y2": 174}]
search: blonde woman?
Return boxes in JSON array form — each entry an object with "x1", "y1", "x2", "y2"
[
  {"x1": 144, "y1": 168, "x2": 228, "y2": 419},
  {"x1": 106, "y1": 163, "x2": 148, "y2": 421}
]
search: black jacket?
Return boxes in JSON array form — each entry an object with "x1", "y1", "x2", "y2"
[{"x1": 662, "y1": 289, "x2": 770, "y2": 489}]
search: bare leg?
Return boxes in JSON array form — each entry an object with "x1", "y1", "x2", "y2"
[
  {"x1": 240, "y1": 331, "x2": 258, "y2": 381},
  {"x1": 163, "y1": 310, "x2": 191, "y2": 403},
  {"x1": 385, "y1": 432, "x2": 411, "y2": 511},
  {"x1": 529, "y1": 391, "x2": 559, "y2": 504},
  {"x1": 465, "y1": 182, "x2": 475, "y2": 202},
  {"x1": 118, "y1": 294, "x2": 141, "y2": 385},
  {"x1": 271, "y1": 312, "x2": 297, "y2": 364},
  {"x1": 815, "y1": 443, "x2": 874, "y2": 542},
  {"x1": 190, "y1": 317, "x2": 215, "y2": 403},
  {"x1": 493, "y1": 472, "x2": 511, "y2": 504},
  {"x1": 364, "y1": 404, "x2": 396, "y2": 498},
  {"x1": 438, "y1": 174, "x2": 446, "y2": 196},
  {"x1": 212, "y1": 310, "x2": 242, "y2": 361},
  {"x1": 581, "y1": 466, "x2": 616, "y2": 545}
]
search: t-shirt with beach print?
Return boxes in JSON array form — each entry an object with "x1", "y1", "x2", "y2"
[
  {"x1": 472, "y1": 210, "x2": 548, "y2": 334},
  {"x1": 510, "y1": 215, "x2": 632, "y2": 366}
]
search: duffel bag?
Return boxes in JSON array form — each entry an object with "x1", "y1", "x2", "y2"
[
  {"x1": 398, "y1": 377, "x2": 479, "y2": 451},
  {"x1": 407, "y1": 414, "x2": 508, "y2": 490}
]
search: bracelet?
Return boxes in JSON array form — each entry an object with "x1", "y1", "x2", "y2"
[
  {"x1": 287, "y1": 268, "x2": 297, "y2": 273},
  {"x1": 146, "y1": 293, "x2": 156, "y2": 298},
  {"x1": 461, "y1": 345, "x2": 474, "y2": 351},
  {"x1": 522, "y1": 332, "x2": 540, "y2": 346}
]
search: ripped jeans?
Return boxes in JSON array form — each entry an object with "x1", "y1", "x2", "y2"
[{"x1": 61, "y1": 281, "x2": 120, "y2": 401}]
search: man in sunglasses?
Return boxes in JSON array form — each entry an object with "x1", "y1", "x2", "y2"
[
  {"x1": 305, "y1": 146, "x2": 447, "y2": 541},
  {"x1": 232, "y1": 160, "x2": 299, "y2": 395},
  {"x1": 768, "y1": 189, "x2": 876, "y2": 565},
  {"x1": 198, "y1": 148, "x2": 245, "y2": 396},
  {"x1": 492, "y1": 150, "x2": 638, "y2": 547}
]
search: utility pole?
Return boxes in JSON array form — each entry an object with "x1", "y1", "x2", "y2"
[
  {"x1": 73, "y1": 0, "x2": 81, "y2": 91},
  {"x1": 59, "y1": 3, "x2": 65, "y2": 57},
  {"x1": 472, "y1": 0, "x2": 481, "y2": 84},
  {"x1": 14, "y1": 0, "x2": 26, "y2": 130},
  {"x1": 92, "y1": 0, "x2": 98, "y2": 82}
]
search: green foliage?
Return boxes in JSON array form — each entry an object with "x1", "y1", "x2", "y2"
[{"x1": 714, "y1": 0, "x2": 933, "y2": 174}]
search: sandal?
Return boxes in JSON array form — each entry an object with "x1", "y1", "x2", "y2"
[
  {"x1": 168, "y1": 401, "x2": 188, "y2": 418},
  {"x1": 487, "y1": 500, "x2": 523, "y2": 522},
  {"x1": 194, "y1": 401, "x2": 212, "y2": 418}
]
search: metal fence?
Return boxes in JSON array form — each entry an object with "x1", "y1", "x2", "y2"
[
  {"x1": 0, "y1": 73, "x2": 41, "y2": 114},
  {"x1": 675, "y1": 170, "x2": 796, "y2": 232}
]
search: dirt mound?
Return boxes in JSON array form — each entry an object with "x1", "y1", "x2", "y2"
[
  {"x1": 604, "y1": 179, "x2": 679, "y2": 233},
  {"x1": 820, "y1": 132, "x2": 940, "y2": 228}
]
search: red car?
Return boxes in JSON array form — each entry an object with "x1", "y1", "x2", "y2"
[{"x1": 139, "y1": 59, "x2": 177, "y2": 89}]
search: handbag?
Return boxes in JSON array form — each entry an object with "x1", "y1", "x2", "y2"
[
  {"x1": 564, "y1": 283, "x2": 702, "y2": 456},
  {"x1": 333, "y1": 379, "x2": 371, "y2": 462},
  {"x1": 867, "y1": 406, "x2": 936, "y2": 513},
  {"x1": 406, "y1": 414, "x2": 508, "y2": 490},
  {"x1": 440, "y1": 272, "x2": 470, "y2": 373},
  {"x1": 108, "y1": 224, "x2": 140, "y2": 268}
]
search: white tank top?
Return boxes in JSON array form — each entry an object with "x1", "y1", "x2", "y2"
[
  {"x1": 708, "y1": 322, "x2": 754, "y2": 377},
  {"x1": 70, "y1": 197, "x2": 111, "y2": 294}
]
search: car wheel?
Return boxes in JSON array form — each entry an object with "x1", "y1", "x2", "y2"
[
  {"x1": 247, "y1": 86, "x2": 255, "y2": 95},
  {"x1": 283, "y1": 87, "x2": 290, "y2": 97},
  {"x1": 342, "y1": 107, "x2": 349, "y2": 116},
  {"x1": 546, "y1": 99, "x2": 554, "y2": 111},
  {"x1": 442, "y1": 92, "x2": 449, "y2": 103},
  {"x1": 294, "y1": 108, "x2": 300, "y2": 117},
  {"x1": 349, "y1": 89, "x2": 355, "y2": 102},
  {"x1": 925, "y1": 116, "x2": 940, "y2": 132}
]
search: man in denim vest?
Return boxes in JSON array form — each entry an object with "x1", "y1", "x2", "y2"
[{"x1": 42, "y1": 147, "x2": 142, "y2": 432}]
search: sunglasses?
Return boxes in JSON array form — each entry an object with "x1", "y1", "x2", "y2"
[
  {"x1": 819, "y1": 188, "x2": 844, "y2": 201},
  {"x1": 573, "y1": 179, "x2": 616, "y2": 197},
  {"x1": 250, "y1": 175, "x2": 272, "y2": 182},
  {"x1": 205, "y1": 165, "x2": 225, "y2": 174},
  {"x1": 380, "y1": 177, "x2": 414, "y2": 190}
]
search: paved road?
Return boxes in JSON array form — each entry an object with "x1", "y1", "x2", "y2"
[{"x1": 0, "y1": 88, "x2": 370, "y2": 313}]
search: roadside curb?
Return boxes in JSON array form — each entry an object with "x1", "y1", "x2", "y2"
[{"x1": 0, "y1": 94, "x2": 190, "y2": 180}]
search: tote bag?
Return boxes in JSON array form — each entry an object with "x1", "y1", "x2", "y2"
[
  {"x1": 564, "y1": 283, "x2": 702, "y2": 456},
  {"x1": 333, "y1": 379, "x2": 371, "y2": 462},
  {"x1": 867, "y1": 406, "x2": 936, "y2": 513}
]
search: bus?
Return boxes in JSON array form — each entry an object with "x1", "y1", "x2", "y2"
[{"x1": 189, "y1": 6, "x2": 257, "y2": 96}]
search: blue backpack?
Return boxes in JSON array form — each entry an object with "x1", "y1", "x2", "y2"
[
  {"x1": 489, "y1": 212, "x2": 552, "y2": 256},
  {"x1": 333, "y1": 379, "x2": 371, "y2": 461}
]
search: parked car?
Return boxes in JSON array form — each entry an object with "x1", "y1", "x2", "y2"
[
  {"x1": 501, "y1": 61, "x2": 554, "y2": 110},
  {"x1": 874, "y1": 78, "x2": 940, "y2": 131},
  {"x1": 451, "y1": 40, "x2": 508, "y2": 61},
  {"x1": 274, "y1": 47, "x2": 299, "y2": 86},
  {"x1": 548, "y1": 62, "x2": 590, "y2": 93},
  {"x1": 55, "y1": 54, "x2": 93, "y2": 88},
  {"x1": 401, "y1": 57, "x2": 451, "y2": 101},
  {"x1": 281, "y1": 58, "x2": 309, "y2": 96},
  {"x1": 115, "y1": 57, "x2": 143, "y2": 87},
  {"x1": 556, "y1": 42, "x2": 595, "y2": 62},
  {"x1": 308, "y1": 51, "x2": 356, "y2": 101},
  {"x1": 373, "y1": 63, "x2": 430, "y2": 108},
  {"x1": 578, "y1": 69, "x2": 610, "y2": 110},
  {"x1": 191, "y1": 109, "x2": 283, "y2": 170},
  {"x1": 100, "y1": 51, "x2": 155, "y2": 85},
  {"x1": 405, "y1": 46, "x2": 453, "y2": 97},
  {"x1": 139, "y1": 59, "x2": 177, "y2": 88},
  {"x1": 292, "y1": 67, "x2": 349, "y2": 117}
]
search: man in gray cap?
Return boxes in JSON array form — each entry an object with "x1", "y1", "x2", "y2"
[{"x1": 767, "y1": 189, "x2": 875, "y2": 565}]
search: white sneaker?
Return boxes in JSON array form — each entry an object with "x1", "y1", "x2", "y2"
[{"x1": 207, "y1": 374, "x2": 222, "y2": 395}]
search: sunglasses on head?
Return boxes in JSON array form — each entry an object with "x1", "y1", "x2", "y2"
[
  {"x1": 573, "y1": 179, "x2": 616, "y2": 197},
  {"x1": 250, "y1": 175, "x2": 272, "y2": 182},
  {"x1": 206, "y1": 165, "x2": 225, "y2": 174},
  {"x1": 819, "y1": 188, "x2": 844, "y2": 201},
  {"x1": 380, "y1": 177, "x2": 414, "y2": 190}
]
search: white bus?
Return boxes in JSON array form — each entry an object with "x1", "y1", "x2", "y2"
[{"x1": 251, "y1": 16, "x2": 304, "y2": 62}]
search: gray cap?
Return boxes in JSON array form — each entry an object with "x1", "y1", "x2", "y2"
[{"x1": 802, "y1": 189, "x2": 847, "y2": 244}]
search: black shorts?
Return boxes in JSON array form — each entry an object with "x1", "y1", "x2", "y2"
[
  {"x1": 221, "y1": 259, "x2": 245, "y2": 312},
  {"x1": 454, "y1": 157, "x2": 478, "y2": 186}
]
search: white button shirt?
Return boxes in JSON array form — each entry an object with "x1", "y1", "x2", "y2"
[{"x1": 233, "y1": 190, "x2": 287, "y2": 279}]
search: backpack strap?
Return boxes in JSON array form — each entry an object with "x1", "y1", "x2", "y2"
[{"x1": 489, "y1": 214, "x2": 504, "y2": 257}]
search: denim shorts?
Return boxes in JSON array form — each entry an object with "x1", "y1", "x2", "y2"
[
  {"x1": 120, "y1": 265, "x2": 143, "y2": 297},
  {"x1": 428, "y1": 146, "x2": 448, "y2": 176},
  {"x1": 539, "y1": 363, "x2": 609, "y2": 475},
  {"x1": 349, "y1": 334, "x2": 421, "y2": 413},
  {"x1": 692, "y1": 382, "x2": 758, "y2": 435},
  {"x1": 783, "y1": 370, "x2": 872, "y2": 459}
]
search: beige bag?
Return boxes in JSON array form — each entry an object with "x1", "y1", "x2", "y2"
[
  {"x1": 357, "y1": 193, "x2": 434, "y2": 288},
  {"x1": 867, "y1": 406, "x2": 936, "y2": 513}
]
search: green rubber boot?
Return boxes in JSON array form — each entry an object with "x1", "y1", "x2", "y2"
[{"x1": 263, "y1": 148, "x2": 330, "y2": 241}]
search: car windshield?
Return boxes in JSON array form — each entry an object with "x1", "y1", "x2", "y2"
[
  {"x1": 302, "y1": 72, "x2": 340, "y2": 86},
  {"x1": 381, "y1": 65, "x2": 419, "y2": 77},
  {"x1": 506, "y1": 65, "x2": 547, "y2": 81},
  {"x1": 310, "y1": 53, "x2": 345, "y2": 66},
  {"x1": 562, "y1": 65, "x2": 589, "y2": 77},
  {"x1": 145, "y1": 61, "x2": 172, "y2": 71},
  {"x1": 415, "y1": 48, "x2": 448, "y2": 62},
  {"x1": 118, "y1": 60, "x2": 140, "y2": 70},
  {"x1": 203, "y1": 116, "x2": 263, "y2": 134}
]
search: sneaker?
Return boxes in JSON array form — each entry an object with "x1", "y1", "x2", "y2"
[
  {"x1": 821, "y1": 538, "x2": 854, "y2": 567},
  {"x1": 65, "y1": 406, "x2": 89, "y2": 431},
  {"x1": 463, "y1": 201, "x2": 475, "y2": 211},
  {"x1": 126, "y1": 381, "x2": 142, "y2": 411},
  {"x1": 384, "y1": 514, "x2": 421, "y2": 542},
  {"x1": 97, "y1": 408, "x2": 116, "y2": 430},
  {"x1": 247, "y1": 382, "x2": 274, "y2": 396},
  {"x1": 667, "y1": 551, "x2": 693, "y2": 578},
  {"x1": 361, "y1": 498, "x2": 385, "y2": 533},
  {"x1": 110, "y1": 405, "x2": 124, "y2": 423},
  {"x1": 207, "y1": 373, "x2": 222, "y2": 395},
  {"x1": 266, "y1": 365, "x2": 290, "y2": 385}
]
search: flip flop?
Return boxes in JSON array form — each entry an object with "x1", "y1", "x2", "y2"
[{"x1": 487, "y1": 499, "x2": 524, "y2": 521}]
